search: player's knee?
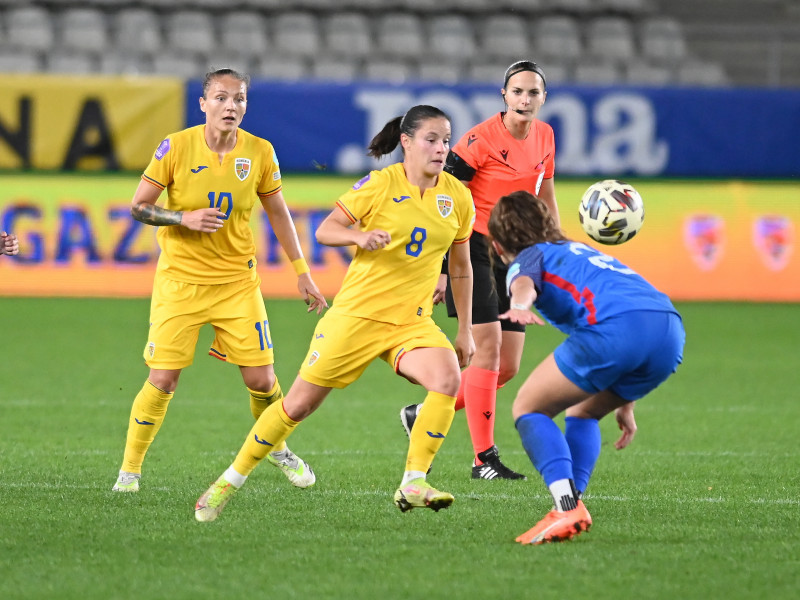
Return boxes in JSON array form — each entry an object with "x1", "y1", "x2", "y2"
[
  {"x1": 433, "y1": 367, "x2": 461, "y2": 397},
  {"x1": 498, "y1": 363, "x2": 520, "y2": 386},
  {"x1": 241, "y1": 366, "x2": 277, "y2": 393}
]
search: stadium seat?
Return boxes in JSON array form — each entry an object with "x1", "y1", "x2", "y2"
[
  {"x1": 272, "y1": 12, "x2": 322, "y2": 58},
  {"x1": 480, "y1": 15, "x2": 530, "y2": 60},
  {"x1": 375, "y1": 13, "x2": 426, "y2": 59},
  {"x1": 363, "y1": 58, "x2": 413, "y2": 84},
  {"x1": 324, "y1": 13, "x2": 373, "y2": 58},
  {"x1": 466, "y1": 59, "x2": 509, "y2": 84},
  {"x1": 59, "y1": 7, "x2": 109, "y2": 54},
  {"x1": 114, "y1": 8, "x2": 163, "y2": 53},
  {"x1": 310, "y1": 56, "x2": 360, "y2": 82},
  {"x1": 46, "y1": 51, "x2": 97, "y2": 75},
  {"x1": 496, "y1": 0, "x2": 545, "y2": 13},
  {"x1": 676, "y1": 59, "x2": 729, "y2": 86},
  {"x1": 5, "y1": 6, "x2": 55, "y2": 53},
  {"x1": 166, "y1": 10, "x2": 215, "y2": 56},
  {"x1": 428, "y1": 15, "x2": 476, "y2": 61},
  {"x1": 596, "y1": 0, "x2": 653, "y2": 16},
  {"x1": 152, "y1": 51, "x2": 205, "y2": 79},
  {"x1": 255, "y1": 54, "x2": 308, "y2": 81},
  {"x1": 416, "y1": 58, "x2": 463, "y2": 84},
  {"x1": 531, "y1": 15, "x2": 583, "y2": 64},
  {"x1": 573, "y1": 59, "x2": 623, "y2": 85},
  {"x1": 0, "y1": 49, "x2": 42, "y2": 73},
  {"x1": 640, "y1": 16, "x2": 688, "y2": 63},
  {"x1": 584, "y1": 16, "x2": 637, "y2": 62},
  {"x1": 545, "y1": 0, "x2": 594, "y2": 15},
  {"x1": 625, "y1": 59, "x2": 673, "y2": 86},
  {"x1": 98, "y1": 50, "x2": 154, "y2": 76},
  {"x1": 204, "y1": 51, "x2": 252, "y2": 75},
  {"x1": 220, "y1": 12, "x2": 270, "y2": 59}
]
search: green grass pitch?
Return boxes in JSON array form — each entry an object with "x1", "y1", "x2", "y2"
[{"x1": 0, "y1": 297, "x2": 797, "y2": 599}]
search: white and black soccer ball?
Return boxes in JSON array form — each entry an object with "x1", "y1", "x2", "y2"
[{"x1": 578, "y1": 179, "x2": 645, "y2": 245}]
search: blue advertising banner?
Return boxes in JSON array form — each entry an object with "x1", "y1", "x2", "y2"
[{"x1": 186, "y1": 81, "x2": 800, "y2": 178}]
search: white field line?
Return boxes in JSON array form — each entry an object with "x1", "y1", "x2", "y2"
[{"x1": 2, "y1": 480, "x2": 798, "y2": 506}]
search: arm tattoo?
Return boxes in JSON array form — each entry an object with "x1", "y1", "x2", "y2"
[
  {"x1": 450, "y1": 275, "x2": 470, "y2": 279},
  {"x1": 131, "y1": 203, "x2": 182, "y2": 226}
]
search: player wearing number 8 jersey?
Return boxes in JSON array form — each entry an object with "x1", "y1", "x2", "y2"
[
  {"x1": 194, "y1": 105, "x2": 476, "y2": 522},
  {"x1": 488, "y1": 191, "x2": 684, "y2": 545},
  {"x1": 111, "y1": 69, "x2": 327, "y2": 495}
]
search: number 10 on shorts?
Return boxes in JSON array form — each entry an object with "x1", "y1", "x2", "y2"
[{"x1": 255, "y1": 320, "x2": 273, "y2": 350}]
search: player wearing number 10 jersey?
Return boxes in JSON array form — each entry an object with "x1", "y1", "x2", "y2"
[
  {"x1": 111, "y1": 69, "x2": 327, "y2": 495},
  {"x1": 194, "y1": 105, "x2": 476, "y2": 522}
]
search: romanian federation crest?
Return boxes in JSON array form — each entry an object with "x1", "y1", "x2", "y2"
[
  {"x1": 684, "y1": 214, "x2": 725, "y2": 271},
  {"x1": 436, "y1": 194, "x2": 453, "y2": 218},
  {"x1": 753, "y1": 215, "x2": 793, "y2": 271},
  {"x1": 235, "y1": 158, "x2": 251, "y2": 181}
]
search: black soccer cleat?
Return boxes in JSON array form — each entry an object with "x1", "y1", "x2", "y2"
[
  {"x1": 472, "y1": 445, "x2": 527, "y2": 480},
  {"x1": 399, "y1": 403, "x2": 421, "y2": 438}
]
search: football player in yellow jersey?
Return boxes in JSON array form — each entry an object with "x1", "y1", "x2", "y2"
[
  {"x1": 195, "y1": 105, "x2": 476, "y2": 522},
  {"x1": 112, "y1": 69, "x2": 327, "y2": 494}
]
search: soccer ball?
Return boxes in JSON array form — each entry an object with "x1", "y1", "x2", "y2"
[{"x1": 578, "y1": 179, "x2": 645, "y2": 245}]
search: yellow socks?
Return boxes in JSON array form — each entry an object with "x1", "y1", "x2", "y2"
[
  {"x1": 232, "y1": 400, "x2": 300, "y2": 476},
  {"x1": 405, "y1": 391, "x2": 456, "y2": 473},
  {"x1": 248, "y1": 380, "x2": 286, "y2": 452},
  {"x1": 120, "y1": 381, "x2": 174, "y2": 473}
]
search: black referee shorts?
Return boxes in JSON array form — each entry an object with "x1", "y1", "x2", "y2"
[{"x1": 444, "y1": 232, "x2": 525, "y2": 332}]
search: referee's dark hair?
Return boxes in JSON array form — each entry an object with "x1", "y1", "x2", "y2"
[{"x1": 503, "y1": 60, "x2": 547, "y2": 91}]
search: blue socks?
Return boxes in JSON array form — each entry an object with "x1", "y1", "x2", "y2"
[
  {"x1": 515, "y1": 413, "x2": 573, "y2": 486},
  {"x1": 516, "y1": 413, "x2": 602, "y2": 496},
  {"x1": 565, "y1": 416, "x2": 601, "y2": 496}
]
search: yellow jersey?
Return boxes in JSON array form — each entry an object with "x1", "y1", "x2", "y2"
[
  {"x1": 142, "y1": 125, "x2": 282, "y2": 284},
  {"x1": 332, "y1": 163, "x2": 475, "y2": 325}
]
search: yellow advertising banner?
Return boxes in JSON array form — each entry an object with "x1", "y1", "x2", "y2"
[
  {"x1": 0, "y1": 175, "x2": 798, "y2": 301},
  {"x1": 0, "y1": 75, "x2": 183, "y2": 171}
]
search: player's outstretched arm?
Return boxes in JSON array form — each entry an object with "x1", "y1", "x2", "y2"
[
  {"x1": 499, "y1": 276, "x2": 545, "y2": 326},
  {"x1": 447, "y1": 241, "x2": 474, "y2": 368}
]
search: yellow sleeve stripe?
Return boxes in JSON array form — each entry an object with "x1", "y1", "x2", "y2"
[
  {"x1": 142, "y1": 174, "x2": 166, "y2": 190},
  {"x1": 257, "y1": 184, "x2": 282, "y2": 198},
  {"x1": 335, "y1": 200, "x2": 358, "y2": 224}
]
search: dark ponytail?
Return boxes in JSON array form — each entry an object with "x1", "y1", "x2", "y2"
[{"x1": 367, "y1": 105, "x2": 451, "y2": 159}]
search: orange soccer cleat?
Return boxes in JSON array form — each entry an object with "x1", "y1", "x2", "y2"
[{"x1": 516, "y1": 500, "x2": 592, "y2": 545}]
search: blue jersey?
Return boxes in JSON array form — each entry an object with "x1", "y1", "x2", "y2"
[{"x1": 507, "y1": 241, "x2": 678, "y2": 335}]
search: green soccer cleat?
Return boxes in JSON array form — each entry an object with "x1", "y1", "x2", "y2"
[
  {"x1": 394, "y1": 478, "x2": 454, "y2": 513},
  {"x1": 195, "y1": 475, "x2": 238, "y2": 523},
  {"x1": 112, "y1": 471, "x2": 140, "y2": 492},
  {"x1": 267, "y1": 447, "x2": 316, "y2": 488}
]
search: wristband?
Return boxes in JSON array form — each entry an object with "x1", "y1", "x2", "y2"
[
  {"x1": 291, "y1": 257, "x2": 310, "y2": 276},
  {"x1": 511, "y1": 303, "x2": 528, "y2": 310}
]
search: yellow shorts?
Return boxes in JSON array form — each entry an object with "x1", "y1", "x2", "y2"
[
  {"x1": 298, "y1": 311, "x2": 454, "y2": 389},
  {"x1": 144, "y1": 273, "x2": 274, "y2": 369}
]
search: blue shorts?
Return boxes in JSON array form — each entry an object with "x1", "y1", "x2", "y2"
[{"x1": 554, "y1": 310, "x2": 685, "y2": 401}]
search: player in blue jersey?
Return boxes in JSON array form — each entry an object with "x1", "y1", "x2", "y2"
[{"x1": 486, "y1": 191, "x2": 685, "y2": 545}]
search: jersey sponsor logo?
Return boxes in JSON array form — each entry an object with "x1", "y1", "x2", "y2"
[
  {"x1": 191, "y1": 165, "x2": 208, "y2": 173},
  {"x1": 352, "y1": 174, "x2": 370, "y2": 190},
  {"x1": 235, "y1": 158, "x2": 251, "y2": 181},
  {"x1": 147, "y1": 341, "x2": 155, "y2": 357},
  {"x1": 273, "y1": 171, "x2": 281, "y2": 181},
  {"x1": 436, "y1": 194, "x2": 453, "y2": 218},
  {"x1": 753, "y1": 215, "x2": 793, "y2": 271},
  {"x1": 393, "y1": 195, "x2": 411, "y2": 203},
  {"x1": 307, "y1": 350, "x2": 320, "y2": 366},
  {"x1": 154, "y1": 138, "x2": 170, "y2": 161}
]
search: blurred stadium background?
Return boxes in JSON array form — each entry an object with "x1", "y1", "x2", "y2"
[
  {"x1": 1, "y1": 0, "x2": 798, "y2": 301},
  {"x1": 1, "y1": 0, "x2": 800, "y2": 86}
]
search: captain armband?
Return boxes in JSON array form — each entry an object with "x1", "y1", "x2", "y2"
[{"x1": 444, "y1": 151, "x2": 477, "y2": 181}]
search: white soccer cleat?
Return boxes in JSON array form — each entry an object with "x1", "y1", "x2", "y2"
[
  {"x1": 112, "y1": 471, "x2": 140, "y2": 492},
  {"x1": 267, "y1": 447, "x2": 316, "y2": 488}
]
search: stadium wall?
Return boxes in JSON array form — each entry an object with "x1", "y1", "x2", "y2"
[{"x1": 0, "y1": 76, "x2": 798, "y2": 301}]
